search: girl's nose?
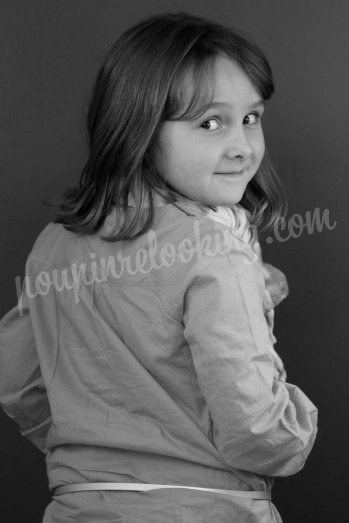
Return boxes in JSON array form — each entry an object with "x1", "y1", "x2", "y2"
[{"x1": 225, "y1": 127, "x2": 253, "y2": 159}]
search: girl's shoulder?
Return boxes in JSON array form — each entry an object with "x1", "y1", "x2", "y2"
[
  {"x1": 150, "y1": 199, "x2": 263, "y2": 281},
  {"x1": 167, "y1": 199, "x2": 259, "y2": 253},
  {"x1": 26, "y1": 221, "x2": 85, "y2": 271},
  {"x1": 25, "y1": 199, "x2": 257, "y2": 276},
  {"x1": 29, "y1": 222, "x2": 67, "y2": 258}
]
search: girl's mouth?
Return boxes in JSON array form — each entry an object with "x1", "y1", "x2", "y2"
[{"x1": 215, "y1": 170, "x2": 244, "y2": 176}]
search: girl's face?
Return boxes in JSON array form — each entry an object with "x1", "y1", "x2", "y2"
[{"x1": 154, "y1": 55, "x2": 265, "y2": 207}]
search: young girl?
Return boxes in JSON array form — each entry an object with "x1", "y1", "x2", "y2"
[{"x1": 0, "y1": 12, "x2": 318, "y2": 523}]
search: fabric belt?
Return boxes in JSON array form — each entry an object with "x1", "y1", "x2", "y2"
[{"x1": 53, "y1": 482, "x2": 271, "y2": 500}]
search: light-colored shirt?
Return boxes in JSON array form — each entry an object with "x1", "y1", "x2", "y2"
[{"x1": 0, "y1": 195, "x2": 317, "y2": 522}]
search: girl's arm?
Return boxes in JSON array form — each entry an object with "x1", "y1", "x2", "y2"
[
  {"x1": 182, "y1": 242, "x2": 318, "y2": 477},
  {"x1": 0, "y1": 291, "x2": 52, "y2": 454}
]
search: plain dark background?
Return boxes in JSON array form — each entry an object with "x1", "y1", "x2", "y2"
[{"x1": 1, "y1": 1, "x2": 348, "y2": 522}]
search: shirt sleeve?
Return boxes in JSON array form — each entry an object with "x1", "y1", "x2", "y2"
[
  {"x1": 0, "y1": 289, "x2": 52, "y2": 454},
  {"x1": 182, "y1": 242, "x2": 318, "y2": 477}
]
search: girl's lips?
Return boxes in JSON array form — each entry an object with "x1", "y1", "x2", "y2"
[{"x1": 215, "y1": 170, "x2": 244, "y2": 175}]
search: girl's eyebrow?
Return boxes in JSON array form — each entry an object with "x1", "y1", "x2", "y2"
[{"x1": 249, "y1": 99, "x2": 265, "y2": 109}]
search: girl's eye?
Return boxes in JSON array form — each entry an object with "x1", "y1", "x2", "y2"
[
  {"x1": 243, "y1": 112, "x2": 261, "y2": 126},
  {"x1": 200, "y1": 118, "x2": 221, "y2": 131}
]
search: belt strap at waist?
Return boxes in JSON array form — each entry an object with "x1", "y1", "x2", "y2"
[{"x1": 53, "y1": 482, "x2": 271, "y2": 500}]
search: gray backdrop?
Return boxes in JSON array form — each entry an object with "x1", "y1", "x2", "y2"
[{"x1": 1, "y1": 1, "x2": 348, "y2": 521}]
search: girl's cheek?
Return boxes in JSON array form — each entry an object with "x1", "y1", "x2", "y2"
[{"x1": 253, "y1": 134, "x2": 265, "y2": 161}]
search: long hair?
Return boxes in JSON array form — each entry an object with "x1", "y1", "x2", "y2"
[{"x1": 54, "y1": 11, "x2": 287, "y2": 241}]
